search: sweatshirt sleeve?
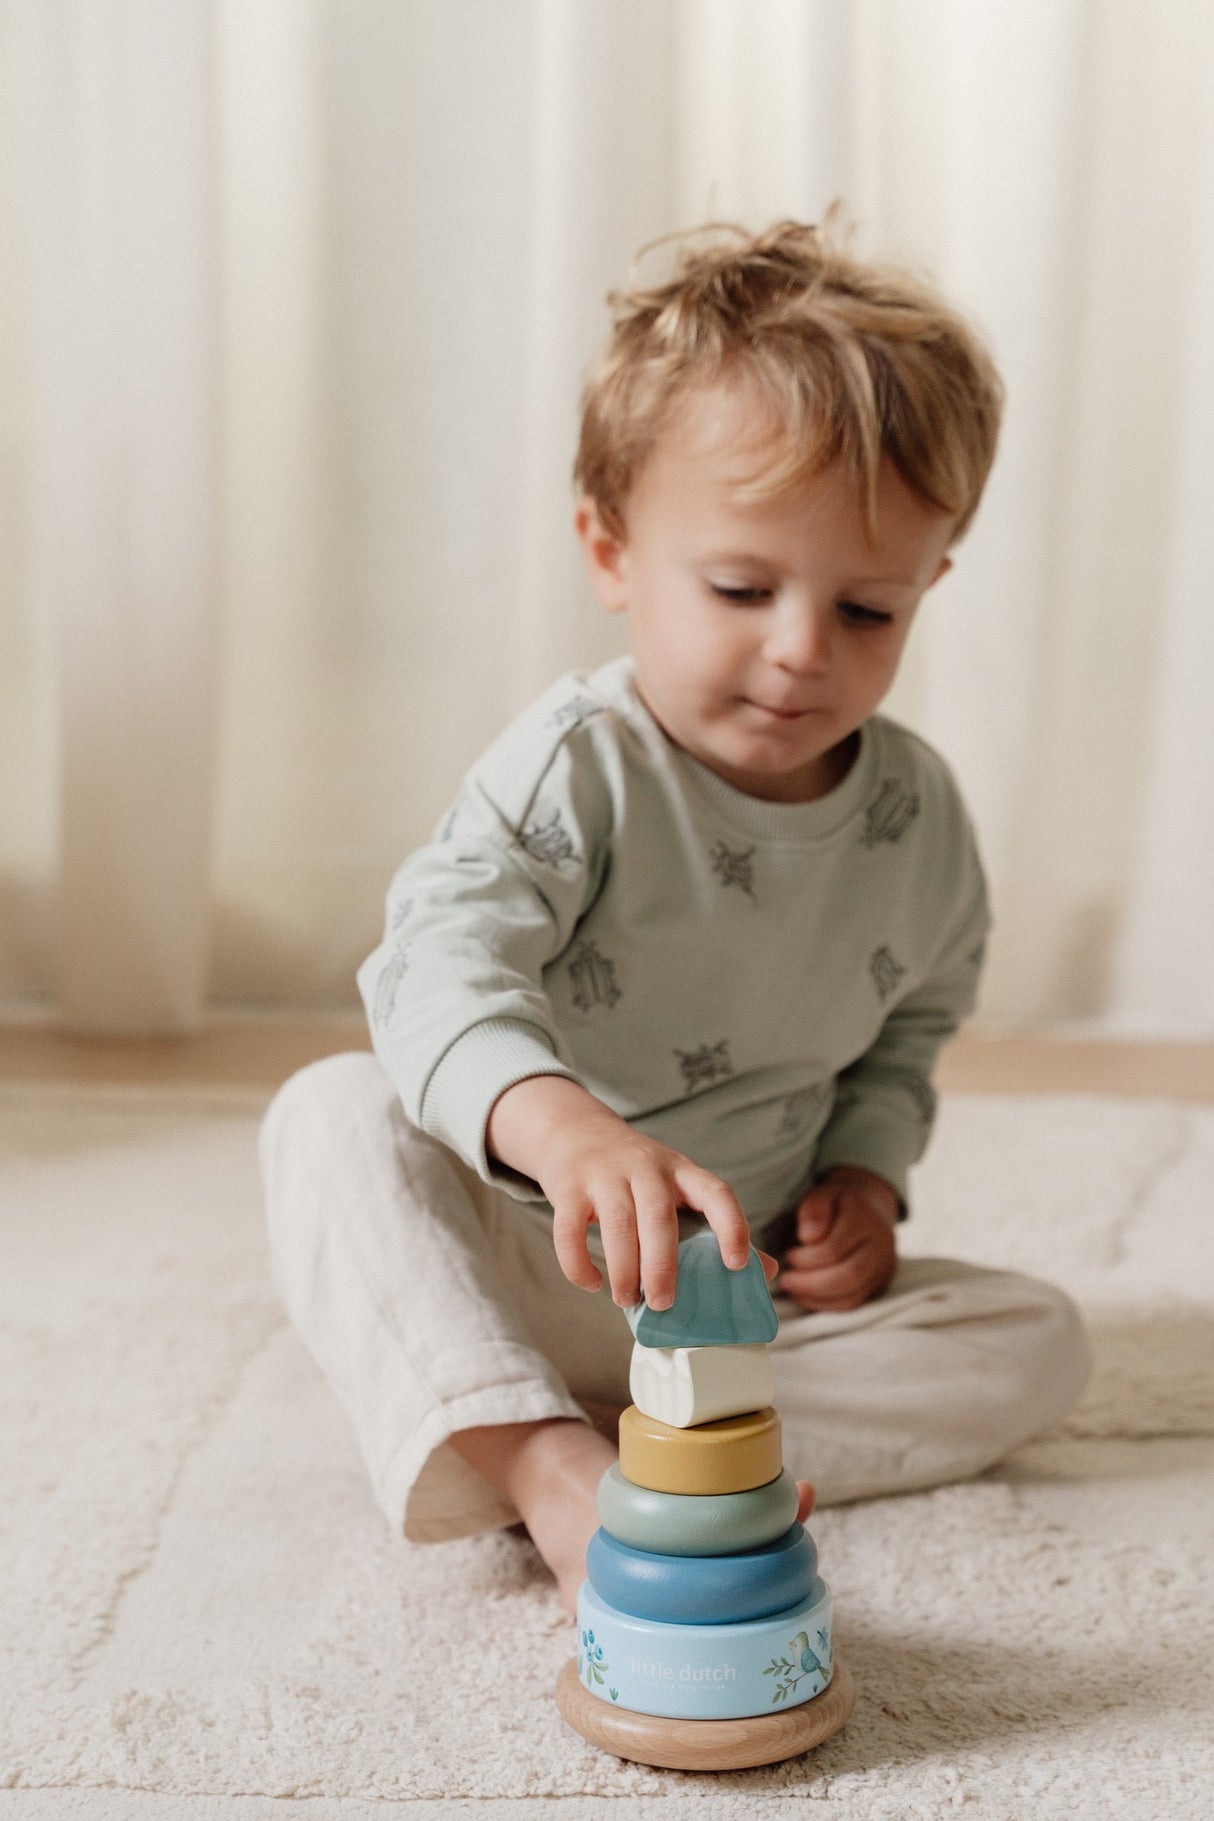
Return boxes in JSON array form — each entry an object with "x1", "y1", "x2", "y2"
[
  {"x1": 811, "y1": 817, "x2": 990, "y2": 1215},
  {"x1": 355, "y1": 688, "x2": 615, "y2": 1190}
]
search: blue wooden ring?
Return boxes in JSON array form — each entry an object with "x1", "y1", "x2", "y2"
[
  {"x1": 585, "y1": 1523, "x2": 818, "y2": 1627},
  {"x1": 597, "y1": 1464, "x2": 799, "y2": 1557}
]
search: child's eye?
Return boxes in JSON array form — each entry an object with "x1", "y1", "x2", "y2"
[
  {"x1": 710, "y1": 583, "x2": 772, "y2": 605},
  {"x1": 839, "y1": 600, "x2": 894, "y2": 627}
]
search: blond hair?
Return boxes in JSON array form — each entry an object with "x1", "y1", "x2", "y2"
[{"x1": 573, "y1": 215, "x2": 1003, "y2": 543}]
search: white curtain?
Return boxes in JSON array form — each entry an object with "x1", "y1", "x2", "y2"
[{"x1": 2, "y1": 0, "x2": 1213, "y2": 1036}]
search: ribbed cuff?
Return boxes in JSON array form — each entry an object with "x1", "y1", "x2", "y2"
[
  {"x1": 812, "y1": 1105, "x2": 922, "y2": 1218},
  {"x1": 420, "y1": 1017, "x2": 580, "y2": 1184}
]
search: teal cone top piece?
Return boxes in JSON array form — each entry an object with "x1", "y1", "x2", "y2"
[{"x1": 624, "y1": 1232, "x2": 778, "y2": 1348}]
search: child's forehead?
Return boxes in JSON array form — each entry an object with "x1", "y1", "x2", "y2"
[
  {"x1": 662, "y1": 379, "x2": 794, "y2": 483},
  {"x1": 635, "y1": 383, "x2": 956, "y2": 570},
  {"x1": 642, "y1": 383, "x2": 853, "y2": 528},
  {"x1": 637, "y1": 380, "x2": 961, "y2": 557}
]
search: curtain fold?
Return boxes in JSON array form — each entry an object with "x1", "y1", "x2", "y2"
[
  {"x1": 2, "y1": 0, "x2": 1212, "y2": 1035},
  {"x1": 1110, "y1": 89, "x2": 1214, "y2": 1036},
  {"x1": 15, "y1": 0, "x2": 220, "y2": 1031}
]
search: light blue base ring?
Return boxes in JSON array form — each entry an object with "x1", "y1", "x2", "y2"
[
  {"x1": 586, "y1": 1522, "x2": 818, "y2": 1626},
  {"x1": 576, "y1": 1577, "x2": 834, "y2": 1720},
  {"x1": 598, "y1": 1463, "x2": 799, "y2": 1556}
]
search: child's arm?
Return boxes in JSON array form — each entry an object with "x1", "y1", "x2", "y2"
[
  {"x1": 778, "y1": 826, "x2": 989, "y2": 1313},
  {"x1": 487, "y1": 1074, "x2": 752, "y2": 1313},
  {"x1": 357, "y1": 686, "x2": 622, "y2": 1196}
]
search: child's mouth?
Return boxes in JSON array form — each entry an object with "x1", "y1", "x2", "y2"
[{"x1": 742, "y1": 699, "x2": 815, "y2": 721}]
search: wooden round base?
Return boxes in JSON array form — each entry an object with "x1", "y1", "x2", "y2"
[{"x1": 555, "y1": 1655, "x2": 854, "y2": 1772}]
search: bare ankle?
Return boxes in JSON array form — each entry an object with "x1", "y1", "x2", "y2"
[
  {"x1": 449, "y1": 1415, "x2": 605, "y2": 1509},
  {"x1": 449, "y1": 1415, "x2": 615, "y2": 1615}
]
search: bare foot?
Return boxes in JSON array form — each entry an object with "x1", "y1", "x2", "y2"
[
  {"x1": 449, "y1": 1417, "x2": 616, "y2": 1616},
  {"x1": 451, "y1": 1415, "x2": 817, "y2": 1619},
  {"x1": 536, "y1": 1467, "x2": 816, "y2": 1614}
]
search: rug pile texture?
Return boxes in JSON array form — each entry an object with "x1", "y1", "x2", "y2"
[{"x1": 0, "y1": 1081, "x2": 1211, "y2": 1819}]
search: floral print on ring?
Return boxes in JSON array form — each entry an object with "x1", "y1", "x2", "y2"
[
  {"x1": 580, "y1": 1628, "x2": 619, "y2": 1701},
  {"x1": 764, "y1": 1627, "x2": 831, "y2": 1705}
]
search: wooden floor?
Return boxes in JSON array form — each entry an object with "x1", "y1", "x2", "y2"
[{"x1": 1, "y1": 1022, "x2": 1213, "y2": 1102}]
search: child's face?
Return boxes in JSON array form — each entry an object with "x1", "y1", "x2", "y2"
[{"x1": 576, "y1": 385, "x2": 956, "y2": 803}]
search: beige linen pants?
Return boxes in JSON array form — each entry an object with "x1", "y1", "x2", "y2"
[{"x1": 259, "y1": 1052, "x2": 1091, "y2": 1543}]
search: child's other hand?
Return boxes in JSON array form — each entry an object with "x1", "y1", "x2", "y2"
[
  {"x1": 487, "y1": 1076, "x2": 751, "y2": 1311},
  {"x1": 776, "y1": 1165, "x2": 899, "y2": 1312}
]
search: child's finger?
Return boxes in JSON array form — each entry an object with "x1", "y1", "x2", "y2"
[
  {"x1": 781, "y1": 1238, "x2": 885, "y2": 1307},
  {"x1": 779, "y1": 1239, "x2": 841, "y2": 1277},
  {"x1": 781, "y1": 1217, "x2": 862, "y2": 1269},
  {"x1": 550, "y1": 1196, "x2": 603, "y2": 1293},
  {"x1": 755, "y1": 1248, "x2": 780, "y2": 1282},
  {"x1": 594, "y1": 1189, "x2": 644, "y2": 1308},
  {"x1": 631, "y1": 1169, "x2": 681, "y2": 1311},
  {"x1": 676, "y1": 1162, "x2": 751, "y2": 1270},
  {"x1": 777, "y1": 1271, "x2": 868, "y2": 1313},
  {"x1": 796, "y1": 1184, "x2": 837, "y2": 1243}
]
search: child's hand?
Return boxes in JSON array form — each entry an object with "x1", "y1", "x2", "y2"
[
  {"x1": 776, "y1": 1165, "x2": 899, "y2": 1313},
  {"x1": 487, "y1": 1075, "x2": 751, "y2": 1311}
]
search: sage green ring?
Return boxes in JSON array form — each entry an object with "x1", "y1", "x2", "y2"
[{"x1": 596, "y1": 1463, "x2": 799, "y2": 1557}]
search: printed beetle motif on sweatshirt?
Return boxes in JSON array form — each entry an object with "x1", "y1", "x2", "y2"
[
  {"x1": 568, "y1": 939, "x2": 622, "y2": 1012},
  {"x1": 861, "y1": 779, "x2": 920, "y2": 848}
]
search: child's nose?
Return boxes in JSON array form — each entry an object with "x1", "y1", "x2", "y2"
[{"x1": 764, "y1": 604, "x2": 831, "y2": 674}]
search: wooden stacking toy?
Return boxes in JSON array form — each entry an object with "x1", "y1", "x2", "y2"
[{"x1": 556, "y1": 1233, "x2": 854, "y2": 1771}]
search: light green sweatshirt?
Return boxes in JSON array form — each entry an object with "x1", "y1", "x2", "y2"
[{"x1": 358, "y1": 657, "x2": 988, "y2": 1225}]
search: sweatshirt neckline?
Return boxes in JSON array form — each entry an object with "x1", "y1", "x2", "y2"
[
  {"x1": 672, "y1": 720, "x2": 878, "y2": 842},
  {"x1": 606, "y1": 658, "x2": 879, "y2": 843}
]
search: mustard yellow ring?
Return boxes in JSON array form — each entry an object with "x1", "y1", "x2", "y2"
[{"x1": 618, "y1": 1404, "x2": 782, "y2": 1496}]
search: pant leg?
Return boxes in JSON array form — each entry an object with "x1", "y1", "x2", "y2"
[
  {"x1": 258, "y1": 1051, "x2": 634, "y2": 1543},
  {"x1": 763, "y1": 1251, "x2": 1093, "y2": 1504}
]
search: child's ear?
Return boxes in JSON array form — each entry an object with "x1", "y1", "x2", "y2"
[{"x1": 574, "y1": 495, "x2": 629, "y2": 614}]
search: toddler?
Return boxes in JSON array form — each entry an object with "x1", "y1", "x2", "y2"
[{"x1": 260, "y1": 220, "x2": 1091, "y2": 1616}]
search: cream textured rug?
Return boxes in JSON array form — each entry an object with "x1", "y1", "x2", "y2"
[{"x1": 1, "y1": 1081, "x2": 1212, "y2": 1820}]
